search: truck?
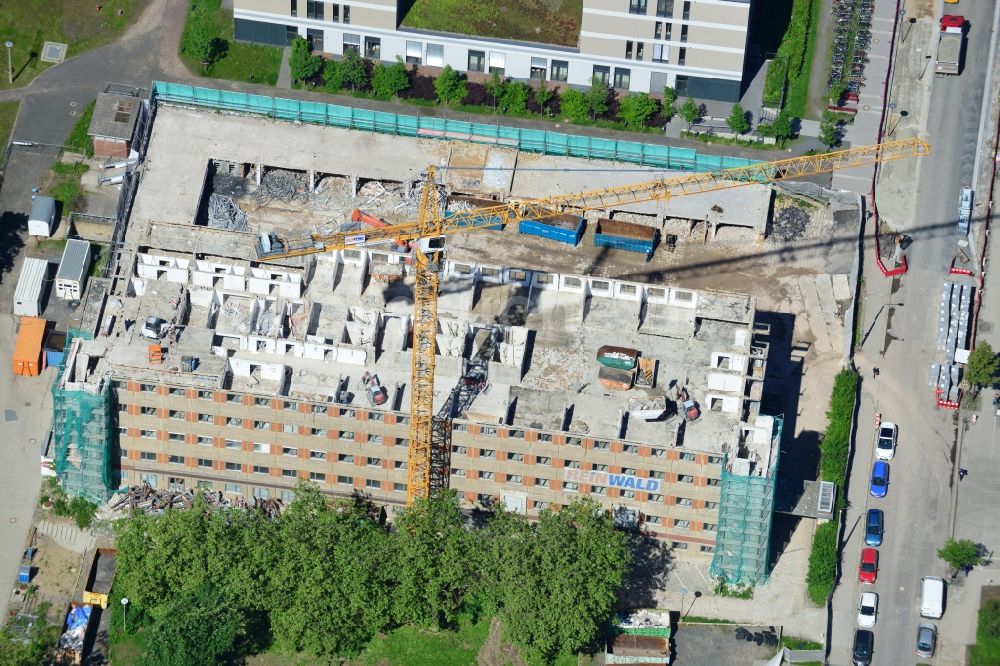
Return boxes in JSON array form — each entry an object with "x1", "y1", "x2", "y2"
[
  {"x1": 55, "y1": 549, "x2": 117, "y2": 665},
  {"x1": 936, "y1": 15, "x2": 965, "y2": 75}
]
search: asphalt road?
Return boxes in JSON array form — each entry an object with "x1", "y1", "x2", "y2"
[{"x1": 829, "y1": 0, "x2": 999, "y2": 663}]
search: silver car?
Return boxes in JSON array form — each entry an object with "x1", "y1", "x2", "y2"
[{"x1": 916, "y1": 622, "x2": 936, "y2": 658}]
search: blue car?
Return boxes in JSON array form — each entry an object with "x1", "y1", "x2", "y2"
[
  {"x1": 870, "y1": 461, "x2": 889, "y2": 498},
  {"x1": 865, "y1": 509, "x2": 884, "y2": 547}
]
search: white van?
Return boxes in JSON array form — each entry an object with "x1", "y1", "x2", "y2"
[{"x1": 920, "y1": 576, "x2": 945, "y2": 619}]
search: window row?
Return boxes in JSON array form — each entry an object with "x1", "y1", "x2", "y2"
[
  {"x1": 127, "y1": 472, "x2": 405, "y2": 495},
  {"x1": 122, "y1": 427, "x2": 406, "y2": 448},
  {"x1": 129, "y1": 448, "x2": 405, "y2": 469},
  {"x1": 291, "y1": 0, "x2": 351, "y2": 24},
  {"x1": 450, "y1": 444, "x2": 722, "y2": 467},
  {"x1": 631, "y1": 0, "x2": 691, "y2": 20}
]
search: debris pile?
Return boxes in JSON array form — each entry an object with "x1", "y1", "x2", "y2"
[
  {"x1": 107, "y1": 482, "x2": 284, "y2": 518},
  {"x1": 250, "y1": 169, "x2": 311, "y2": 206},
  {"x1": 208, "y1": 193, "x2": 250, "y2": 232},
  {"x1": 771, "y1": 205, "x2": 810, "y2": 241}
]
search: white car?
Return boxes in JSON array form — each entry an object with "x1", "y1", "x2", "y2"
[
  {"x1": 876, "y1": 422, "x2": 897, "y2": 461},
  {"x1": 858, "y1": 591, "x2": 878, "y2": 628}
]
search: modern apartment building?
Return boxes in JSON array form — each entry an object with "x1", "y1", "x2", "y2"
[
  {"x1": 233, "y1": 0, "x2": 753, "y2": 100},
  {"x1": 52, "y1": 96, "x2": 778, "y2": 572}
]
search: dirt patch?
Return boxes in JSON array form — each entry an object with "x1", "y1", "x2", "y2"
[{"x1": 477, "y1": 617, "x2": 527, "y2": 666}]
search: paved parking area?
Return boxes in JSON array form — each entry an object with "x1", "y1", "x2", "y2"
[{"x1": 673, "y1": 623, "x2": 781, "y2": 666}]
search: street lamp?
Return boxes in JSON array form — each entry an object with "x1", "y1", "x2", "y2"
[
  {"x1": 120, "y1": 597, "x2": 129, "y2": 634},
  {"x1": 901, "y1": 17, "x2": 917, "y2": 44},
  {"x1": 4, "y1": 42, "x2": 13, "y2": 86}
]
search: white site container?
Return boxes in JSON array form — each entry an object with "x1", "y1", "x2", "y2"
[
  {"x1": 28, "y1": 196, "x2": 56, "y2": 237},
  {"x1": 55, "y1": 239, "x2": 92, "y2": 301},
  {"x1": 12, "y1": 258, "x2": 48, "y2": 317}
]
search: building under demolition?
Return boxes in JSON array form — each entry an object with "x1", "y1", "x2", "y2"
[{"x1": 52, "y1": 85, "x2": 780, "y2": 584}]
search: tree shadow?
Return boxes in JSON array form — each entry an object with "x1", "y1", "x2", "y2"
[
  {"x1": 0, "y1": 211, "x2": 27, "y2": 282},
  {"x1": 618, "y1": 533, "x2": 674, "y2": 610}
]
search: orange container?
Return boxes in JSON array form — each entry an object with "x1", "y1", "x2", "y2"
[{"x1": 13, "y1": 317, "x2": 46, "y2": 376}]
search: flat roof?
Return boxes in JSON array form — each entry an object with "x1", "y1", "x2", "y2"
[{"x1": 399, "y1": 0, "x2": 583, "y2": 47}]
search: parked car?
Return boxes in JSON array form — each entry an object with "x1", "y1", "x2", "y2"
[
  {"x1": 870, "y1": 460, "x2": 889, "y2": 498},
  {"x1": 853, "y1": 628, "x2": 874, "y2": 666},
  {"x1": 857, "y1": 592, "x2": 878, "y2": 627},
  {"x1": 876, "y1": 421, "x2": 897, "y2": 460},
  {"x1": 916, "y1": 622, "x2": 937, "y2": 658},
  {"x1": 865, "y1": 509, "x2": 884, "y2": 547},
  {"x1": 859, "y1": 547, "x2": 879, "y2": 584}
]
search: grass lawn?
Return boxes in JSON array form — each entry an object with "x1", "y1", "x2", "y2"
[
  {"x1": 180, "y1": 0, "x2": 282, "y2": 85},
  {"x1": 350, "y1": 619, "x2": 489, "y2": 666},
  {"x1": 0, "y1": 0, "x2": 145, "y2": 90},
  {"x1": 65, "y1": 100, "x2": 95, "y2": 156},
  {"x1": 781, "y1": 636, "x2": 823, "y2": 651},
  {"x1": 401, "y1": 0, "x2": 583, "y2": 47},
  {"x1": 0, "y1": 100, "x2": 19, "y2": 155}
]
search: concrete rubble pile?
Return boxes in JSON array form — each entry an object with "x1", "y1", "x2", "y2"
[
  {"x1": 250, "y1": 168, "x2": 311, "y2": 206},
  {"x1": 207, "y1": 193, "x2": 250, "y2": 232},
  {"x1": 771, "y1": 206, "x2": 810, "y2": 242},
  {"x1": 107, "y1": 481, "x2": 284, "y2": 517}
]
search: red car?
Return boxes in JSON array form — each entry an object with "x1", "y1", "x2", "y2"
[{"x1": 859, "y1": 547, "x2": 878, "y2": 584}]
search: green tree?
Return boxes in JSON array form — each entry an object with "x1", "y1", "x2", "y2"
[
  {"x1": 966, "y1": 341, "x2": 1000, "y2": 390},
  {"x1": 938, "y1": 538, "x2": 984, "y2": 572},
  {"x1": 0, "y1": 602, "x2": 59, "y2": 666},
  {"x1": 140, "y1": 585, "x2": 246, "y2": 666},
  {"x1": 535, "y1": 82, "x2": 555, "y2": 114},
  {"x1": 662, "y1": 86, "x2": 678, "y2": 121},
  {"x1": 560, "y1": 88, "x2": 590, "y2": 123},
  {"x1": 617, "y1": 92, "x2": 658, "y2": 127},
  {"x1": 726, "y1": 103, "x2": 750, "y2": 135},
  {"x1": 371, "y1": 57, "x2": 410, "y2": 99},
  {"x1": 486, "y1": 71, "x2": 506, "y2": 111},
  {"x1": 499, "y1": 500, "x2": 631, "y2": 662},
  {"x1": 771, "y1": 110, "x2": 793, "y2": 142},
  {"x1": 680, "y1": 97, "x2": 702, "y2": 127},
  {"x1": 586, "y1": 76, "x2": 610, "y2": 120},
  {"x1": 289, "y1": 36, "x2": 323, "y2": 83},
  {"x1": 269, "y1": 486, "x2": 393, "y2": 655},
  {"x1": 434, "y1": 65, "x2": 467, "y2": 106},
  {"x1": 501, "y1": 80, "x2": 530, "y2": 115},
  {"x1": 186, "y1": 11, "x2": 227, "y2": 72},
  {"x1": 819, "y1": 110, "x2": 840, "y2": 148},
  {"x1": 340, "y1": 50, "x2": 369, "y2": 91},
  {"x1": 392, "y1": 491, "x2": 476, "y2": 629},
  {"x1": 323, "y1": 59, "x2": 344, "y2": 93}
]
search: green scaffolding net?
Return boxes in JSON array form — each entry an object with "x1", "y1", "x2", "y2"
[
  {"x1": 52, "y1": 330, "x2": 114, "y2": 504},
  {"x1": 152, "y1": 81, "x2": 760, "y2": 173},
  {"x1": 709, "y1": 416, "x2": 783, "y2": 587}
]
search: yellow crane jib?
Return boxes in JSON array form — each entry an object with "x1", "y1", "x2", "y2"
[{"x1": 252, "y1": 138, "x2": 929, "y2": 505}]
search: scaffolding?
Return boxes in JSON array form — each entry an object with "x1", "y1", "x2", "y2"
[
  {"x1": 52, "y1": 331, "x2": 115, "y2": 504},
  {"x1": 709, "y1": 416, "x2": 783, "y2": 586}
]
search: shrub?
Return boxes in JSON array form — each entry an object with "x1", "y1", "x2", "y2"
[
  {"x1": 560, "y1": 89, "x2": 590, "y2": 123},
  {"x1": 340, "y1": 50, "x2": 369, "y2": 91},
  {"x1": 323, "y1": 59, "x2": 344, "y2": 93},
  {"x1": 534, "y1": 82, "x2": 555, "y2": 114},
  {"x1": 586, "y1": 77, "x2": 610, "y2": 120},
  {"x1": 371, "y1": 58, "x2": 410, "y2": 99},
  {"x1": 618, "y1": 93, "x2": 659, "y2": 127},
  {"x1": 806, "y1": 521, "x2": 838, "y2": 605},
  {"x1": 434, "y1": 65, "x2": 467, "y2": 106},
  {"x1": 726, "y1": 103, "x2": 750, "y2": 135},
  {"x1": 289, "y1": 36, "x2": 323, "y2": 83},
  {"x1": 501, "y1": 81, "x2": 530, "y2": 115}
]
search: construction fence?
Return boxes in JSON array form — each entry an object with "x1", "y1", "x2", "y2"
[
  {"x1": 152, "y1": 81, "x2": 759, "y2": 173},
  {"x1": 52, "y1": 330, "x2": 115, "y2": 504}
]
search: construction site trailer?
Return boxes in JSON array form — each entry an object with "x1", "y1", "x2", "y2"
[
  {"x1": 55, "y1": 240, "x2": 92, "y2": 301},
  {"x1": 28, "y1": 196, "x2": 56, "y2": 237},
  {"x1": 13, "y1": 317, "x2": 46, "y2": 376},
  {"x1": 13, "y1": 258, "x2": 48, "y2": 317}
]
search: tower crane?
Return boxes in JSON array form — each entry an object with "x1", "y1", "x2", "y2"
[{"x1": 257, "y1": 137, "x2": 930, "y2": 505}]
